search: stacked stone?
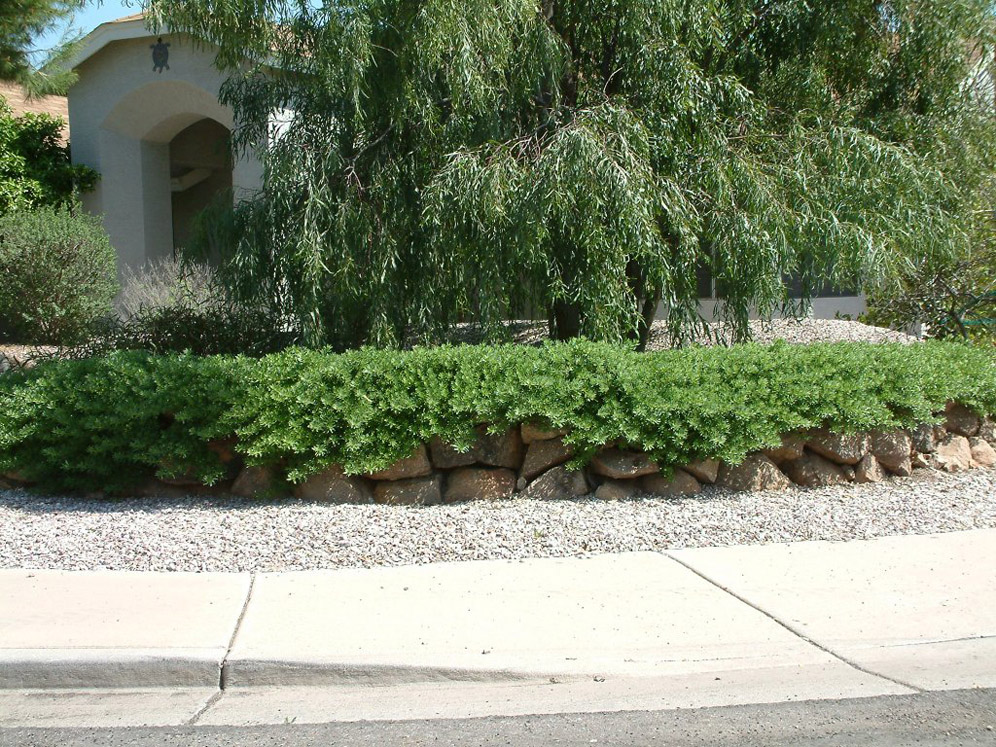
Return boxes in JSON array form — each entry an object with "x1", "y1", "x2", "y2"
[
  {"x1": 221, "y1": 405, "x2": 996, "y2": 502},
  {"x1": 6, "y1": 402, "x2": 995, "y2": 502},
  {"x1": 286, "y1": 424, "x2": 585, "y2": 505}
]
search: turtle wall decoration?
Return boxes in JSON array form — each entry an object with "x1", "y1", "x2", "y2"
[{"x1": 151, "y1": 37, "x2": 170, "y2": 73}]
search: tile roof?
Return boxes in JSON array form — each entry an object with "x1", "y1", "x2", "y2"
[{"x1": 0, "y1": 80, "x2": 69, "y2": 139}]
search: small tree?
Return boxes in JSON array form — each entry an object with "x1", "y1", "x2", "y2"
[
  {"x1": 150, "y1": 0, "x2": 996, "y2": 349},
  {"x1": 0, "y1": 98, "x2": 97, "y2": 212}
]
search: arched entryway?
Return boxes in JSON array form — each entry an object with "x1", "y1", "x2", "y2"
[
  {"x1": 168, "y1": 118, "x2": 232, "y2": 254},
  {"x1": 90, "y1": 78, "x2": 261, "y2": 273}
]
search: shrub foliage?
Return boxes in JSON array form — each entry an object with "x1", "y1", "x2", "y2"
[
  {"x1": 0, "y1": 204, "x2": 117, "y2": 344},
  {"x1": 0, "y1": 100, "x2": 97, "y2": 212},
  {"x1": 1, "y1": 341, "x2": 994, "y2": 492},
  {"x1": 80, "y1": 258, "x2": 299, "y2": 357}
]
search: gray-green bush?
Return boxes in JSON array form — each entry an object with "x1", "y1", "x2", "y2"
[{"x1": 0, "y1": 205, "x2": 116, "y2": 344}]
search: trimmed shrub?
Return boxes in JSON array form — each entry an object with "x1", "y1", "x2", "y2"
[
  {"x1": 1, "y1": 340, "x2": 994, "y2": 492},
  {"x1": 0, "y1": 205, "x2": 117, "y2": 344}
]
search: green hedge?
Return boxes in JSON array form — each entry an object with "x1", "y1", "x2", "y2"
[{"x1": 1, "y1": 340, "x2": 994, "y2": 492}]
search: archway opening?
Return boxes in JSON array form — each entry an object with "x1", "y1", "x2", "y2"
[{"x1": 168, "y1": 118, "x2": 232, "y2": 254}]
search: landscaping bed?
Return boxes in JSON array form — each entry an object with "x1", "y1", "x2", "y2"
[{"x1": 1, "y1": 339, "x2": 993, "y2": 501}]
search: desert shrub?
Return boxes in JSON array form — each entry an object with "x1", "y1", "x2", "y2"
[
  {"x1": 865, "y1": 243, "x2": 996, "y2": 343},
  {"x1": 114, "y1": 256, "x2": 221, "y2": 319},
  {"x1": 0, "y1": 204, "x2": 116, "y2": 344},
  {"x1": 1, "y1": 340, "x2": 994, "y2": 492},
  {"x1": 78, "y1": 257, "x2": 298, "y2": 357}
]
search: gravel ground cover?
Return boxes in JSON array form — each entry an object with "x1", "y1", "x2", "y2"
[
  {"x1": 445, "y1": 317, "x2": 918, "y2": 348},
  {"x1": 2, "y1": 468, "x2": 994, "y2": 572}
]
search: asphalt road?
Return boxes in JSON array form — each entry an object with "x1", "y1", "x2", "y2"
[{"x1": 3, "y1": 689, "x2": 995, "y2": 747}]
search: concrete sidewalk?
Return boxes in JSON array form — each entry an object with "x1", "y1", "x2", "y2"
[{"x1": 1, "y1": 529, "x2": 994, "y2": 726}]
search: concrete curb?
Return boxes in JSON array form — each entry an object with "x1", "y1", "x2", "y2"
[
  {"x1": 1, "y1": 530, "x2": 994, "y2": 695},
  {"x1": 221, "y1": 660, "x2": 544, "y2": 688},
  {"x1": 0, "y1": 649, "x2": 225, "y2": 689}
]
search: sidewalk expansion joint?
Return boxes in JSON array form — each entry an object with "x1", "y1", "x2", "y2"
[
  {"x1": 663, "y1": 552, "x2": 927, "y2": 695},
  {"x1": 186, "y1": 571, "x2": 257, "y2": 726}
]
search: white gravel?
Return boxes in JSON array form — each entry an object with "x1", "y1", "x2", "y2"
[
  {"x1": 441, "y1": 317, "x2": 918, "y2": 348},
  {"x1": 692, "y1": 317, "x2": 918, "y2": 347},
  {"x1": 2, "y1": 468, "x2": 994, "y2": 572}
]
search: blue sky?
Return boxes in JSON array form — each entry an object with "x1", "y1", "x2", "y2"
[{"x1": 33, "y1": 1, "x2": 137, "y2": 63}]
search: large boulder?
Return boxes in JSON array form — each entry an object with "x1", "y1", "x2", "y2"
[
  {"x1": 969, "y1": 437, "x2": 996, "y2": 468},
  {"x1": 443, "y1": 467, "x2": 516, "y2": 503},
  {"x1": 520, "y1": 438, "x2": 574, "y2": 481},
  {"x1": 944, "y1": 403, "x2": 981, "y2": 438},
  {"x1": 683, "y1": 458, "x2": 721, "y2": 484},
  {"x1": 368, "y1": 445, "x2": 433, "y2": 480},
  {"x1": 806, "y1": 429, "x2": 869, "y2": 465},
  {"x1": 934, "y1": 434, "x2": 975, "y2": 473},
  {"x1": 854, "y1": 454, "x2": 886, "y2": 484},
  {"x1": 207, "y1": 438, "x2": 239, "y2": 467},
  {"x1": 590, "y1": 448, "x2": 659, "y2": 479},
  {"x1": 977, "y1": 417, "x2": 996, "y2": 445},
  {"x1": 594, "y1": 479, "x2": 640, "y2": 500},
  {"x1": 231, "y1": 465, "x2": 276, "y2": 498},
  {"x1": 717, "y1": 455, "x2": 792, "y2": 492},
  {"x1": 522, "y1": 465, "x2": 589, "y2": 500},
  {"x1": 763, "y1": 434, "x2": 807, "y2": 464},
  {"x1": 640, "y1": 469, "x2": 701, "y2": 496},
  {"x1": 1, "y1": 470, "x2": 29, "y2": 485},
  {"x1": 869, "y1": 429, "x2": 913, "y2": 476},
  {"x1": 427, "y1": 437, "x2": 477, "y2": 469},
  {"x1": 374, "y1": 474, "x2": 443, "y2": 505},
  {"x1": 429, "y1": 426, "x2": 524, "y2": 470},
  {"x1": 782, "y1": 451, "x2": 849, "y2": 488},
  {"x1": 295, "y1": 466, "x2": 373, "y2": 503},
  {"x1": 910, "y1": 423, "x2": 942, "y2": 454},
  {"x1": 156, "y1": 439, "x2": 244, "y2": 486},
  {"x1": 157, "y1": 465, "x2": 204, "y2": 487},
  {"x1": 521, "y1": 423, "x2": 569, "y2": 444},
  {"x1": 472, "y1": 426, "x2": 525, "y2": 469}
]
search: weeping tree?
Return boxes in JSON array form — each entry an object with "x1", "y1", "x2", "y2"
[
  {"x1": 0, "y1": 0, "x2": 84, "y2": 94},
  {"x1": 148, "y1": 0, "x2": 996, "y2": 349}
]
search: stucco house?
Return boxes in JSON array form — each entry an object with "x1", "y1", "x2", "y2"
[
  {"x1": 65, "y1": 13, "x2": 865, "y2": 319},
  {"x1": 65, "y1": 13, "x2": 262, "y2": 275}
]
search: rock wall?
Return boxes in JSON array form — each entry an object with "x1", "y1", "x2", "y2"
[
  {"x1": 222, "y1": 403, "x2": 996, "y2": 503},
  {"x1": 4, "y1": 402, "x2": 994, "y2": 501}
]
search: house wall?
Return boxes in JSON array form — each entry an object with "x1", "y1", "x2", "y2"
[
  {"x1": 694, "y1": 295, "x2": 867, "y2": 322},
  {"x1": 68, "y1": 32, "x2": 262, "y2": 276}
]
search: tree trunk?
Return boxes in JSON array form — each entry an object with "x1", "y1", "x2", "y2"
[
  {"x1": 637, "y1": 286, "x2": 662, "y2": 351},
  {"x1": 625, "y1": 259, "x2": 660, "y2": 351},
  {"x1": 551, "y1": 300, "x2": 582, "y2": 340}
]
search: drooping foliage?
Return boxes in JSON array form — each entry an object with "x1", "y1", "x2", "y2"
[
  {"x1": 0, "y1": 0, "x2": 83, "y2": 94},
  {"x1": 149, "y1": 0, "x2": 996, "y2": 348}
]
